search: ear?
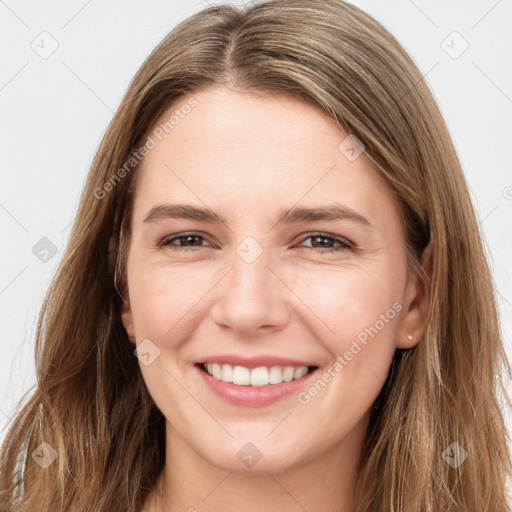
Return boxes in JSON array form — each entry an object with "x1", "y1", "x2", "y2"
[
  {"x1": 396, "y1": 242, "x2": 432, "y2": 349},
  {"x1": 121, "y1": 295, "x2": 136, "y2": 345}
]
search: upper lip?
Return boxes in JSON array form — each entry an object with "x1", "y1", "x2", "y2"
[{"x1": 197, "y1": 354, "x2": 317, "y2": 368}]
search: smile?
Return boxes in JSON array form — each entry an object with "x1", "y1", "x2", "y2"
[{"x1": 202, "y1": 362, "x2": 315, "y2": 386}]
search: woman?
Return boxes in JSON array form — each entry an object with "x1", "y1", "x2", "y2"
[{"x1": 1, "y1": 0, "x2": 510, "y2": 510}]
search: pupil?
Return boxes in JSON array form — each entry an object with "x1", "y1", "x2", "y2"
[
  {"x1": 185, "y1": 235, "x2": 200, "y2": 246},
  {"x1": 314, "y1": 236, "x2": 330, "y2": 247}
]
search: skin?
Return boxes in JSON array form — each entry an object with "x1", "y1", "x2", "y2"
[{"x1": 121, "y1": 86, "x2": 431, "y2": 512}]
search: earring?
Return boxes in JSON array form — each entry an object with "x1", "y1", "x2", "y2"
[{"x1": 406, "y1": 333, "x2": 413, "y2": 341}]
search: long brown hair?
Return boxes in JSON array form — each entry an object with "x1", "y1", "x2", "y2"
[{"x1": 1, "y1": 1, "x2": 511, "y2": 510}]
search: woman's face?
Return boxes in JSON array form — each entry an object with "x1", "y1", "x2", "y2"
[{"x1": 121, "y1": 86, "x2": 427, "y2": 474}]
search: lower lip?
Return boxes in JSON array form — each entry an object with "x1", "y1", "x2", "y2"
[{"x1": 195, "y1": 364, "x2": 318, "y2": 407}]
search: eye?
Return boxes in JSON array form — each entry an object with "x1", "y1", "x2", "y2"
[
  {"x1": 297, "y1": 232, "x2": 353, "y2": 253},
  {"x1": 158, "y1": 231, "x2": 353, "y2": 253},
  {"x1": 159, "y1": 232, "x2": 210, "y2": 251}
]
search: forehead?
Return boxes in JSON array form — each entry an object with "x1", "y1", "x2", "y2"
[{"x1": 132, "y1": 87, "x2": 399, "y2": 229}]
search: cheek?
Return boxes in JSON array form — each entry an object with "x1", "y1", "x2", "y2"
[
  {"x1": 291, "y1": 268, "x2": 400, "y2": 428},
  {"x1": 290, "y1": 264, "x2": 401, "y2": 397},
  {"x1": 127, "y1": 260, "x2": 220, "y2": 343},
  {"x1": 290, "y1": 262, "x2": 402, "y2": 343}
]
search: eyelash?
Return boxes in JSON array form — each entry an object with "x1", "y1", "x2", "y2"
[{"x1": 158, "y1": 232, "x2": 353, "y2": 253}]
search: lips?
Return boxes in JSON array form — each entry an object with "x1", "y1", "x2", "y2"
[{"x1": 195, "y1": 354, "x2": 319, "y2": 407}]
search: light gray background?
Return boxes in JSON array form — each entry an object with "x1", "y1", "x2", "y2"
[{"x1": 1, "y1": 0, "x2": 511, "y2": 462}]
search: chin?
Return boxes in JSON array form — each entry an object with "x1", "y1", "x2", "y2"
[{"x1": 196, "y1": 438, "x2": 307, "y2": 475}]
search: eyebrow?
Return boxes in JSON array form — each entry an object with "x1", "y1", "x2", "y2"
[{"x1": 143, "y1": 203, "x2": 373, "y2": 228}]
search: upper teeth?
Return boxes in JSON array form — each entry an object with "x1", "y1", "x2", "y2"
[{"x1": 203, "y1": 363, "x2": 310, "y2": 386}]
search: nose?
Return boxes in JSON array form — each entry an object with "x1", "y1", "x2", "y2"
[{"x1": 210, "y1": 247, "x2": 292, "y2": 337}]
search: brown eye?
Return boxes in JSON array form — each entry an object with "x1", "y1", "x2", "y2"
[
  {"x1": 298, "y1": 233, "x2": 353, "y2": 253},
  {"x1": 159, "y1": 233, "x2": 210, "y2": 250}
]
